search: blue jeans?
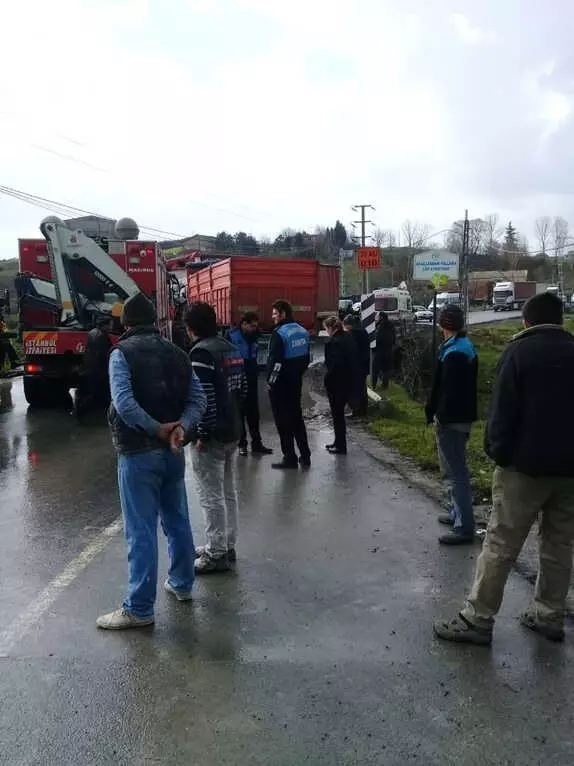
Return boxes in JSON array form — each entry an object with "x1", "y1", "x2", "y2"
[
  {"x1": 435, "y1": 425, "x2": 475, "y2": 536},
  {"x1": 118, "y1": 449, "x2": 195, "y2": 618}
]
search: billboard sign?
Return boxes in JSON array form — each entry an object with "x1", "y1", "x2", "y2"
[{"x1": 413, "y1": 250, "x2": 459, "y2": 282}]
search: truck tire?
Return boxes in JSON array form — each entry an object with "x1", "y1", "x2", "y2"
[{"x1": 24, "y1": 377, "x2": 71, "y2": 408}]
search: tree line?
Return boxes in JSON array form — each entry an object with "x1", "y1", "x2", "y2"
[{"x1": 214, "y1": 220, "x2": 350, "y2": 261}]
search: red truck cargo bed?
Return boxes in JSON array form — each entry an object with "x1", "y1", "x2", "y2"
[{"x1": 187, "y1": 257, "x2": 339, "y2": 332}]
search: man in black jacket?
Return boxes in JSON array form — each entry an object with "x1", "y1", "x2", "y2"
[
  {"x1": 434, "y1": 292, "x2": 574, "y2": 646},
  {"x1": 425, "y1": 305, "x2": 478, "y2": 546},
  {"x1": 187, "y1": 302, "x2": 246, "y2": 574},
  {"x1": 75, "y1": 316, "x2": 113, "y2": 419},
  {"x1": 325, "y1": 316, "x2": 359, "y2": 454},
  {"x1": 343, "y1": 314, "x2": 370, "y2": 416}
]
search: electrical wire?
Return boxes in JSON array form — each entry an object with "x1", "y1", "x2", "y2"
[{"x1": 0, "y1": 185, "x2": 188, "y2": 239}]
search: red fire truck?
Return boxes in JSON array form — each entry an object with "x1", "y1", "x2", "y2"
[{"x1": 17, "y1": 216, "x2": 175, "y2": 407}]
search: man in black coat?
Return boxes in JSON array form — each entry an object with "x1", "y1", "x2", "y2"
[
  {"x1": 75, "y1": 316, "x2": 113, "y2": 418},
  {"x1": 343, "y1": 314, "x2": 370, "y2": 416},
  {"x1": 324, "y1": 317, "x2": 359, "y2": 454},
  {"x1": 434, "y1": 292, "x2": 574, "y2": 647}
]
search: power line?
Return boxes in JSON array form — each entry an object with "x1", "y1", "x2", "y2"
[{"x1": 0, "y1": 184, "x2": 188, "y2": 239}]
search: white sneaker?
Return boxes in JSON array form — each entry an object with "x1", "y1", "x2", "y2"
[
  {"x1": 164, "y1": 579, "x2": 193, "y2": 602},
  {"x1": 96, "y1": 608, "x2": 154, "y2": 630}
]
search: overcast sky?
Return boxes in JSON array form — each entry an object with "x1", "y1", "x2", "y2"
[{"x1": 0, "y1": 0, "x2": 572, "y2": 259}]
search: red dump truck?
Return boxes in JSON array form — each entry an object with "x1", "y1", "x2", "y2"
[
  {"x1": 187, "y1": 256, "x2": 339, "y2": 365},
  {"x1": 187, "y1": 256, "x2": 339, "y2": 333}
]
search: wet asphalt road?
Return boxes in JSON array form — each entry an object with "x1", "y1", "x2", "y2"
[{"x1": 1, "y1": 380, "x2": 574, "y2": 765}]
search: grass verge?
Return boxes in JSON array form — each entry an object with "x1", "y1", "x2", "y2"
[{"x1": 369, "y1": 319, "x2": 574, "y2": 501}]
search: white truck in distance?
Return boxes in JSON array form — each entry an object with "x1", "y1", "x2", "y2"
[{"x1": 492, "y1": 282, "x2": 548, "y2": 312}]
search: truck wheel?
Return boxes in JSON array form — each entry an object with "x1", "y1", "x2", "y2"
[{"x1": 24, "y1": 377, "x2": 71, "y2": 408}]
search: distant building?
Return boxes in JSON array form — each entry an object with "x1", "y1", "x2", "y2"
[{"x1": 182, "y1": 235, "x2": 216, "y2": 254}]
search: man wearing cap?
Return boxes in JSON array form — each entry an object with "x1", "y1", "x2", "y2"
[
  {"x1": 425, "y1": 304, "x2": 478, "y2": 545},
  {"x1": 97, "y1": 292, "x2": 206, "y2": 630}
]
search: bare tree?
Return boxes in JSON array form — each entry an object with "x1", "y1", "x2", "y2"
[
  {"x1": 484, "y1": 213, "x2": 501, "y2": 252},
  {"x1": 373, "y1": 228, "x2": 397, "y2": 248},
  {"x1": 401, "y1": 220, "x2": 432, "y2": 249},
  {"x1": 535, "y1": 216, "x2": 552, "y2": 255},
  {"x1": 552, "y1": 216, "x2": 569, "y2": 257},
  {"x1": 445, "y1": 219, "x2": 488, "y2": 256}
]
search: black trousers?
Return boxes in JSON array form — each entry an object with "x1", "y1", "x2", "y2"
[
  {"x1": 372, "y1": 353, "x2": 391, "y2": 390},
  {"x1": 328, "y1": 389, "x2": 348, "y2": 451},
  {"x1": 269, "y1": 381, "x2": 310, "y2": 462},
  {"x1": 352, "y1": 373, "x2": 369, "y2": 415},
  {"x1": 239, "y1": 383, "x2": 263, "y2": 448},
  {"x1": 0, "y1": 340, "x2": 18, "y2": 369}
]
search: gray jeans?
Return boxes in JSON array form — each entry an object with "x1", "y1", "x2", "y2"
[
  {"x1": 191, "y1": 441, "x2": 238, "y2": 556},
  {"x1": 435, "y1": 424, "x2": 475, "y2": 536}
]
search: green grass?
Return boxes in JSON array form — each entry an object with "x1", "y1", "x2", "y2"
[{"x1": 369, "y1": 319, "x2": 574, "y2": 500}]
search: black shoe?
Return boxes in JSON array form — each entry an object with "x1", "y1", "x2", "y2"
[
  {"x1": 272, "y1": 459, "x2": 299, "y2": 470},
  {"x1": 238, "y1": 446, "x2": 249, "y2": 457},
  {"x1": 327, "y1": 446, "x2": 347, "y2": 455},
  {"x1": 299, "y1": 455, "x2": 311, "y2": 469},
  {"x1": 438, "y1": 530, "x2": 475, "y2": 546},
  {"x1": 252, "y1": 444, "x2": 273, "y2": 455},
  {"x1": 325, "y1": 443, "x2": 336, "y2": 451}
]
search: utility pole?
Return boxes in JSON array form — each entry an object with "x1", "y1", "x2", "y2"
[
  {"x1": 352, "y1": 204, "x2": 375, "y2": 294},
  {"x1": 461, "y1": 209, "x2": 470, "y2": 323}
]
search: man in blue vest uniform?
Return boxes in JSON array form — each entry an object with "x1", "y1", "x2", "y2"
[
  {"x1": 267, "y1": 300, "x2": 311, "y2": 470},
  {"x1": 226, "y1": 312, "x2": 273, "y2": 457}
]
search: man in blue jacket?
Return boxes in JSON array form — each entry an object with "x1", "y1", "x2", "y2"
[
  {"x1": 267, "y1": 300, "x2": 311, "y2": 470},
  {"x1": 227, "y1": 312, "x2": 272, "y2": 457},
  {"x1": 425, "y1": 304, "x2": 478, "y2": 546},
  {"x1": 98, "y1": 292, "x2": 206, "y2": 630}
]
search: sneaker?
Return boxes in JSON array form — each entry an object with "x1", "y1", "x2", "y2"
[
  {"x1": 238, "y1": 445, "x2": 249, "y2": 457},
  {"x1": 164, "y1": 579, "x2": 193, "y2": 602},
  {"x1": 438, "y1": 530, "x2": 475, "y2": 545},
  {"x1": 195, "y1": 545, "x2": 236, "y2": 563},
  {"x1": 272, "y1": 459, "x2": 299, "y2": 470},
  {"x1": 437, "y1": 514, "x2": 454, "y2": 526},
  {"x1": 194, "y1": 551, "x2": 232, "y2": 575},
  {"x1": 433, "y1": 614, "x2": 492, "y2": 646},
  {"x1": 251, "y1": 444, "x2": 273, "y2": 455},
  {"x1": 519, "y1": 611, "x2": 565, "y2": 642},
  {"x1": 96, "y1": 608, "x2": 154, "y2": 630}
]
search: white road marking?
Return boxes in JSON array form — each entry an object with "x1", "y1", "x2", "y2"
[{"x1": 0, "y1": 517, "x2": 123, "y2": 657}]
